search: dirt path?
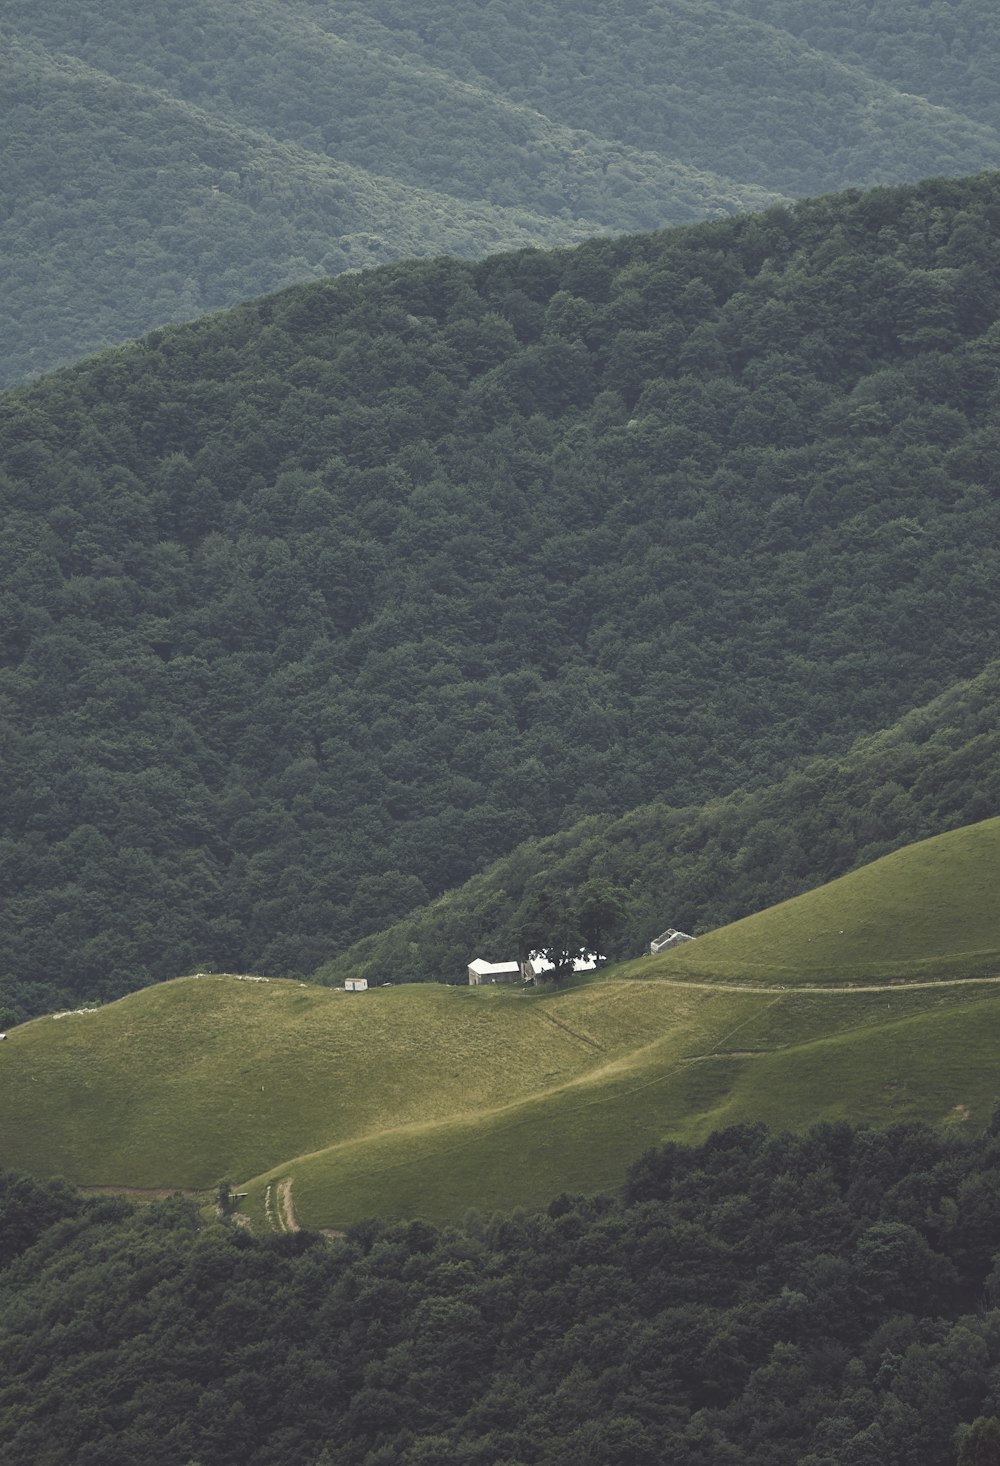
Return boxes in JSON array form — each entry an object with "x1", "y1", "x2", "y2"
[
  {"x1": 277, "y1": 1176, "x2": 299, "y2": 1233},
  {"x1": 82, "y1": 1185, "x2": 205, "y2": 1200},
  {"x1": 652, "y1": 974, "x2": 1000, "y2": 995}
]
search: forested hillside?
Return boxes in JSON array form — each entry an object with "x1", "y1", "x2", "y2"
[
  {"x1": 5, "y1": 0, "x2": 1000, "y2": 381},
  {"x1": 734, "y1": 0, "x2": 1000, "y2": 130},
  {"x1": 5, "y1": 1119, "x2": 1000, "y2": 1463},
  {"x1": 321, "y1": 662, "x2": 1000, "y2": 986},
  {"x1": 5, "y1": 172, "x2": 1000, "y2": 1022}
]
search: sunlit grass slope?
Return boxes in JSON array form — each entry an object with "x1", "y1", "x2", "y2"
[
  {"x1": 0, "y1": 974, "x2": 728, "y2": 1189},
  {"x1": 637, "y1": 815, "x2": 1000, "y2": 986},
  {"x1": 6, "y1": 819, "x2": 1000, "y2": 1225},
  {"x1": 241, "y1": 981, "x2": 1000, "y2": 1229},
  {"x1": 3, "y1": 965, "x2": 1000, "y2": 1229}
]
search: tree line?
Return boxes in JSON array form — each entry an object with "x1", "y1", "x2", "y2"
[
  {"x1": 5, "y1": 1117, "x2": 1000, "y2": 1462},
  {"x1": 320, "y1": 658, "x2": 1000, "y2": 987}
]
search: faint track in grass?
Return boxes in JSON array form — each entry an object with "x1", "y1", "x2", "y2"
[
  {"x1": 650, "y1": 975, "x2": 1000, "y2": 994},
  {"x1": 277, "y1": 1176, "x2": 299, "y2": 1232},
  {"x1": 533, "y1": 1006, "x2": 605, "y2": 1051}
]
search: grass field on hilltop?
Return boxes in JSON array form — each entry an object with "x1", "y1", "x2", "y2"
[
  {"x1": 632, "y1": 816, "x2": 1000, "y2": 987},
  {"x1": 3, "y1": 972, "x2": 999, "y2": 1228}
]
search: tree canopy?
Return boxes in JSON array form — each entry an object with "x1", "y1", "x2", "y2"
[{"x1": 5, "y1": 1117, "x2": 1000, "y2": 1462}]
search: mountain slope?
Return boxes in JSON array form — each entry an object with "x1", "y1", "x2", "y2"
[
  {"x1": 0, "y1": 34, "x2": 613, "y2": 386},
  {"x1": 259, "y1": 985, "x2": 1000, "y2": 1227},
  {"x1": 7, "y1": 173, "x2": 1000, "y2": 1020},
  {"x1": 7, "y1": 1120, "x2": 1000, "y2": 1466},
  {"x1": 642, "y1": 814, "x2": 1000, "y2": 985},
  {"x1": 5, "y1": 0, "x2": 1000, "y2": 380}
]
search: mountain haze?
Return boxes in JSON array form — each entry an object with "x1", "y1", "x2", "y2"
[{"x1": 5, "y1": 0, "x2": 1000, "y2": 380}]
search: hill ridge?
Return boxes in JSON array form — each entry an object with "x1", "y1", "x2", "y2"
[{"x1": 6, "y1": 0, "x2": 1000, "y2": 379}]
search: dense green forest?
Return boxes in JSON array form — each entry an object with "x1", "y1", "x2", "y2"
[
  {"x1": 6, "y1": 171, "x2": 1000, "y2": 1021},
  {"x1": 5, "y1": 1119, "x2": 1000, "y2": 1463},
  {"x1": 5, "y1": 0, "x2": 1000, "y2": 381},
  {"x1": 320, "y1": 661, "x2": 1000, "y2": 985}
]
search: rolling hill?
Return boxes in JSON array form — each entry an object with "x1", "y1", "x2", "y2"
[
  {"x1": 5, "y1": 817, "x2": 1000, "y2": 1229},
  {"x1": 638, "y1": 816, "x2": 1000, "y2": 986},
  {"x1": 5, "y1": 0, "x2": 1000, "y2": 381}
]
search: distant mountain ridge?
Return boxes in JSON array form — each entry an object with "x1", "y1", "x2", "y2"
[{"x1": 5, "y1": 0, "x2": 1000, "y2": 381}]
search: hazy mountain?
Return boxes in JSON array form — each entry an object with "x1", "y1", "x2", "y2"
[{"x1": 4, "y1": 0, "x2": 1000, "y2": 382}]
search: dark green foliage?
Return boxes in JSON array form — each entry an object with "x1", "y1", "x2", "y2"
[
  {"x1": 0, "y1": 1172, "x2": 80, "y2": 1268},
  {"x1": 6, "y1": 0, "x2": 1000, "y2": 381},
  {"x1": 958, "y1": 1417, "x2": 1000, "y2": 1466},
  {"x1": 322, "y1": 657, "x2": 1000, "y2": 986},
  {"x1": 8, "y1": 174, "x2": 1000, "y2": 1015},
  {"x1": 5, "y1": 1119, "x2": 1000, "y2": 1462}
]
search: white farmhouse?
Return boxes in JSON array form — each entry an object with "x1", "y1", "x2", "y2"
[
  {"x1": 527, "y1": 951, "x2": 598, "y2": 978},
  {"x1": 467, "y1": 951, "x2": 600, "y2": 985}
]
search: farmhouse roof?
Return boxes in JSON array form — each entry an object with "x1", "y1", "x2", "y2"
[
  {"x1": 468, "y1": 958, "x2": 521, "y2": 976},
  {"x1": 650, "y1": 928, "x2": 695, "y2": 953}
]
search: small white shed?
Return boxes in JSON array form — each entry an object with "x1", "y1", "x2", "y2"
[
  {"x1": 650, "y1": 928, "x2": 695, "y2": 954},
  {"x1": 345, "y1": 977, "x2": 369, "y2": 992}
]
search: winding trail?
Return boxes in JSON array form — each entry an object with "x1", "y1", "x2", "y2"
[{"x1": 649, "y1": 974, "x2": 1000, "y2": 994}]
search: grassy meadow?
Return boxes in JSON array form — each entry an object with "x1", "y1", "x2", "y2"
[
  {"x1": 5, "y1": 816, "x2": 1000, "y2": 1229},
  {"x1": 240, "y1": 980, "x2": 1000, "y2": 1230},
  {"x1": 3, "y1": 970, "x2": 999, "y2": 1231}
]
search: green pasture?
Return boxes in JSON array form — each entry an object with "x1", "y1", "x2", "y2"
[
  {"x1": 5, "y1": 973, "x2": 997, "y2": 1237},
  {"x1": 7, "y1": 814, "x2": 1000, "y2": 1228},
  {"x1": 636, "y1": 815, "x2": 1000, "y2": 986},
  {"x1": 3, "y1": 973, "x2": 998, "y2": 1230},
  {"x1": 238, "y1": 981, "x2": 1000, "y2": 1230},
  {"x1": 0, "y1": 973, "x2": 720, "y2": 1189}
]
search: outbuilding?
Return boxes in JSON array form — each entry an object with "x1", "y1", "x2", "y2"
[
  {"x1": 650, "y1": 928, "x2": 695, "y2": 953},
  {"x1": 528, "y1": 951, "x2": 598, "y2": 979},
  {"x1": 344, "y1": 977, "x2": 369, "y2": 992},
  {"x1": 467, "y1": 958, "x2": 522, "y2": 985}
]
